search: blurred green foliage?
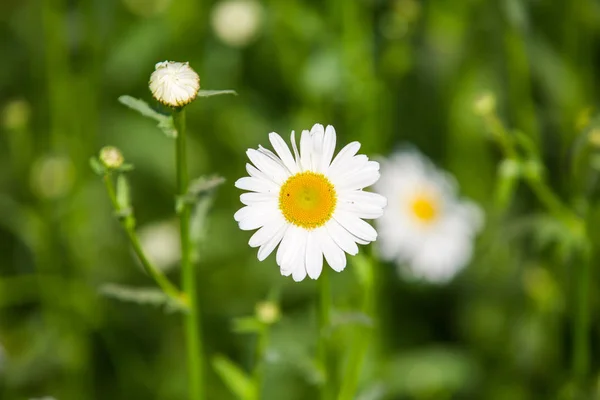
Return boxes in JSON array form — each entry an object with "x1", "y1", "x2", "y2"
[{"x1": 1, "y1": 0, "x2": 600, "y2": 399}]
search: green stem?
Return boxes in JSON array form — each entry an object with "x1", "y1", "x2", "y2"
[
  {"x1": 318, "y1": 267, "x2": 335, "y2": 400},
  {"x1": 103, "y1": 174, "x2": 183, "y2": 304},
  {"x1": 573, "y1": 247, "x2": 591, "y2": 383},
  {"x1": 337, "y1": 257, "x2": 376, "y2": 400},
  {"x1": 252, "y1": 325, "x2": 270, "y2": 400},
  {"x1": 174, "y1": 110, "x2": 205, "y2": 400}
]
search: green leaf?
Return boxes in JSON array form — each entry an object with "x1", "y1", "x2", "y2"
[
  {"x1": 99, "y1": 283, "x2": 184, "y2": 313},
  {"x1": 89, "y1": 156, "x2": 105, "y2": 175},
  {"x1": 188, "y1": 175, "x2": 226, "y2": 197},
  {"x1": 382, "y1": 347, "x2": 476, "y2": 397},
  {"x1": 197, "y1": 89, "x2": 237, "y2": 98},
  {"x1": 188, "y1": 175, "x2": 225, "y2": 263},
  {"x1": 212, "y1": 355, "x2": 255, "y2": 400},
  {"x1": 232, "y1": 316, "x2": 263, "y2": 334},
  {"x1": 118, "y1": 95, "x2": 177, "y2": 138},
  {"x1": 116, "y1": 174, "x2": 131, "y2": 211},
  {"x1": 331, "y1": 311, "x2": 373, "y2": 330}
]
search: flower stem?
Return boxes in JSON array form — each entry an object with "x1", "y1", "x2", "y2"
[
  {"x1": 318, "y1": 267, "x2": 335, "y2": 400},
  {"x1": 337, "y1": 256, "x2": 376, "y2": 400},
  {"x1": 174, "y1": 109, "x2": 205, "y2": 400},
  {"x1": 252, "y1": 325, "x2": 270, "y2": 400},
  {"x1": 573, "y1": 247, "x2": 591, "y2": 383},
  {"x1": 102, "y1": 174, "x2": 183, "y2": 304}
]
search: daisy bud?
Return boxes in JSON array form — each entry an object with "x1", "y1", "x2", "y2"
[
  {"x1": 149, "y1": 61, "x2": 200, "y2": 108},
  {"x1": 473, "y1": 92, "x2": 496, "y2": 116},
  {"x1": 255, "y1": 301, "x2": 280, "y2": 324},
  {"x1": 99, "y1": 146, "x2": 124, "y2": 169}
]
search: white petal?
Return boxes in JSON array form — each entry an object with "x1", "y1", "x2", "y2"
[
  {"x1": 240, "y1": 192, "x2": 277, "y2": 206},
  {"x1": 269, "y1": 132, "x2": 300, "y2": 174},
  {"x1": 248, "y1": 215, "x2": 286, "y2": 247},
  {"x1": 337, "y1": 198, "x2": 384, "y2": 219},
  {"x1": 341, "y1": 190, "x2": 388, "y2": 209},
  {"x1": 305, "y1": 231, "x2": 323, "y2": 279},
  {"x1": 290, "y1": 131, "x2": 301, "y2": 167},
  {"x1": 329, "y1": 155, "x2": 370, "y2": 185},
  {"x1": 319, "y1": 125, "x2": 337, "y2": 173},
  {"x1": 247, "y1": 149, "x2": 289, "y2": 183},
  {"x1": 336, "y1": 161, "x2": 380, "y2": 191},
  {"x1": 257, "y1": 224, "x2": 288, "y2": 261},
  {"x1": 276, "y1": 225, "x2": 302, "y2": 267},
  {"x1": 300, "y1": 129, "x2": 312, "y2": 171},
  {"x1": 316, "y1": 229, "x2": 347, "y2": 272},
  {"x1": 334, "y1": 211, "x2": 378, "y2": 242},
  {"x1": 238, "y1": 209, "x2": 279, "y2": 231},
  {"x1": 325, "y1": 219, "x2": 359, "y2": 255},
  {"x1": 292, "y1": 263, "x2": 307, "y2": 281},
  {"x1": 310, "y1": 124, "x2": 325, "y2": 173},
  {"x1": 235, "y1": 177, "x2": 279, "y2": 193},
  {"x1": 234, "y1": 203, "x2": 276, "y2": 221},
  {"x1": 329, "y1": 141, "x2": 361, "y2": 171}
]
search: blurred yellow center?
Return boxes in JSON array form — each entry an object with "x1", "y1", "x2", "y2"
[
  {"x1": 410, "y1": 194, "x2": 438, "y2": 223},
  {"x1": 279, "y1": 172, "x2": 337, "y2": 229}
]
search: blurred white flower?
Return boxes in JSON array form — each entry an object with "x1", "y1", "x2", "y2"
[
  {"x1": 138, "y1": 220, "x2": 181, "y2": 272},
  {"x1": 149, "y1": 61, "x2": 200, "y2": 108},
  {"x1": 374, "y1": 150, "x2": 483, "y2": 284},
  {"x1": 234, "y1": 124, "x2": 386, "y2": 281},
  {"x1": 211, "y1": 0, "x2": 263, "y2": 48}
]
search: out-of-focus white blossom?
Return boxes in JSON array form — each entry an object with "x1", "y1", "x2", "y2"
[
  {"x1": 375, "y1": 149, "x2": 483, "y2": 284},
  {"x1": 211, "y1": 0, "x2": 263, "y2": 48},
  {"x1": 149, "y1": 61, "x2": 200, "y2": 108}
]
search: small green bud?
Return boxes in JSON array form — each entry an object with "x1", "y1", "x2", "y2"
[
  {"x1": 473, "y1": 92, "x2": 496, "y2": 116},
  {"x1": 99, "y1": 146, "x2": 124, "y2": 169},
  {"x1": 255, "y1": 301, "x2": 280, "y2": 325}
]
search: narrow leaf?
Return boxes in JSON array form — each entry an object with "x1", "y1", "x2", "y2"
[
  {"x1": 89, "y1": 157, "x2": 105, "y2": 175},
  {"x1": 99, "y1": 283, "x2": 184, "y2": 312},
  {"x1": 116, "y1": 174, "x2": 131, "y2": 211},
  {"x1": 212, "y1": 355, "x2": 255, "y2": 400},
  {"x1": 197, "y1": 90, "x2": 237, "y2": 98},
  {"x1": 188, "y1": 175, "x2": 226, "y2": 197},
  {"x1": 118, "y1": 95, "x2": 167, "y2": 120},
  {"x1": 118, "y1": 95, "x2": 177, "y2": 138}
]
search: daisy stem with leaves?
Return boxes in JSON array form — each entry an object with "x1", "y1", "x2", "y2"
[
  {"x1": 102, "y1": 170, "x2": 183, "y2": 304},
  {"x1": 173, "y1": 109, "x2": 205, "y2": 400}
]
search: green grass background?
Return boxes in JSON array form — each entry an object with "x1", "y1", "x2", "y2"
[{"x1": 1, "y1": 0, "x2": 600, "y2": 399}]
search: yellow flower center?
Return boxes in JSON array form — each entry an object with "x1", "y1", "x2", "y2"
[
  {"x1": 410, "y1": 194, "x2": 438, "y2": 223},
  {"x1": 279, "y1": 171, "x2": 337, "y2": 229}
]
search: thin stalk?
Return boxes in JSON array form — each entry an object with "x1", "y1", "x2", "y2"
[
  {"x1": 573, "y1": 250, "x2": 591, "y2": 382},
  {"x1": 318, "y1": 267, "x2": 335, "y2": 400},
  {"x1": 174, "y1": 110, "x2": 204, "y2": 400},
  {"x1": 103, "y1": 174, "x2": 183, "y2": 304},
  {"x1": 337, "y1": 257, "x2": 376, "y2": 400},
  {"x1": 252, "y1": 325, "x2": 270, "y2": 400}
]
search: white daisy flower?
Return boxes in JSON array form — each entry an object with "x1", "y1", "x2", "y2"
[
  {"x1": 148, "y1": 61, "x2": 200, "y2": 108},
  {"x1": 234, "y1": 124, "x2": 387, "y2": 282},
  {"x1": 374, "y1": 149, "x2": 483, "y2": 284}
]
